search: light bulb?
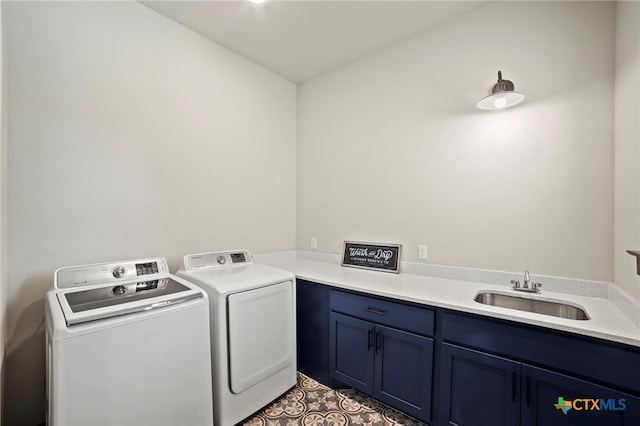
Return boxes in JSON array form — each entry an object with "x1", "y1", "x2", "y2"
[{"x1": 494, "y1": 97, "x2": 507, "y2": 109}]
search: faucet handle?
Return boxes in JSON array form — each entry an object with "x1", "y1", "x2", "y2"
[
  {"x1": 510, "y1": 279, "x2": 520, "y2": 289},
  {"x1": 532, "y1": 282, "x2": 542, "y2": 292}
]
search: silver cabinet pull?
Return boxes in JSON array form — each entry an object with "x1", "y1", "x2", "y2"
[{"x1": 364, "y1": 307, "x2": 385, "y2": 315}]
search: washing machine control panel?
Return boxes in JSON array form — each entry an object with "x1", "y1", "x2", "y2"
[
  {"x1": 183, "y1": 250, "x2": 252, "y2": 270},
  {"x1": 55, "y1": 258, "x2": 169, "y2": 289}
]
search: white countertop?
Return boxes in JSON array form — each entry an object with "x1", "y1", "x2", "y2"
[{"x1": 256, "y1": 251, "x2": 640, "y2": 348}]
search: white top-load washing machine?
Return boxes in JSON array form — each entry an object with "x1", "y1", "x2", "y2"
[
  {"x1": 45, "y1": 257, "x2": 214, "y2": 426},
  {"x1": 177, "y1": 250, "x2": 296, "y2": 426}
]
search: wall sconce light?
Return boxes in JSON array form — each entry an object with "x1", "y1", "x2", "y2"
[{"x1": 477, "y1": 70, "x2": 525, "y2": 110}]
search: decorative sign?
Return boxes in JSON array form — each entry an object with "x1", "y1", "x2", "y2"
[{"x1": 341, "y1": 241, "x2": 402, "y2": 273}]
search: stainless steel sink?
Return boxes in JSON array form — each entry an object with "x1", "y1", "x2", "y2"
[{"x1": 474, "y1": 291, "x2": 589, "y2": 320}]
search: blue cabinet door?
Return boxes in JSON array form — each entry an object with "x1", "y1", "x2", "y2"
[
  {"x1": 374, "y1": 325, "x2": 433, "y2": 422},
  {"x1": 521, "y1": 365, "x2": 640, "y2": 426},
  {"x1": 329, "y1": 311, "x2": 375, "y2": 394},
  {"x1": 296, "y1": 279, "x2": 331, "y2": 385},
  {"x1": 438, "y1": 343, "x2": 521, "y2": 426}
]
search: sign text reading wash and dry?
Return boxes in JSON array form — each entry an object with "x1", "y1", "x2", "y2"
[{"x1": 342, "y1": 241, "x2": 402, "y2": 273}]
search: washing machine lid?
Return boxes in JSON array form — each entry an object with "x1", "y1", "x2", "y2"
[
  {"x1": 56, "y1": 277, "x2": 203, "y2": 326},
  {"x1": 53, "y1": 258, "x2": 204, "y2": 326}
]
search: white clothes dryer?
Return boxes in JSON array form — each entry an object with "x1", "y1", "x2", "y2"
[
  {"x1": 177, "y1": 250, "x2": 296, "y2": 426},
  {"x1": 45, "y1": 257, "x2": 214, "y2": 426}
]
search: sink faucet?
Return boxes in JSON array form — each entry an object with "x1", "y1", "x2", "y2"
[{"x1": 511, "y1": 270, "x2": 542, "y2": 293}]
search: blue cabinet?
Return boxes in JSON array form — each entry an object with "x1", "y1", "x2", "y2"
[
  {"x1": 329, "y1": 290, "x2": 434, "y2": 422},
  {"x1": 521, "y1": 364, "x2": 640, "y2": 426},
  {"x1": 330, "y1": 312, "x2": 375, "y2": 392},
  {"x1": 439, "y1": 342, "x2": 640, "y2": 426},
  {"x1": 374, "y1": 324, "x2": 434, "y2": 420},
  {"x1": 439, "y1": 343, "x2": 520, "y2": 426},
  {"x1": 296, "y1": 279, "x2": 331, "y2": 386},
  {"x1": 297, "y1": 282, "x2": 640, "y2": 426}
]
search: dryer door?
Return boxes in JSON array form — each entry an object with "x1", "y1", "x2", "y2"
[{"x1": 227, "y1": 281, "x2": 294, "y2": 394}]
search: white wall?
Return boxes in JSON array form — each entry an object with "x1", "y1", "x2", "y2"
[
  {"x1": 4, "y1": 2, "x2": 296, "y2": 424},
  {"x1": 297, "y1": 1, "x2": 615, "y2": 282},
  {"x1": 614, "y1": 0, "x2": 640, "y2": 302}
]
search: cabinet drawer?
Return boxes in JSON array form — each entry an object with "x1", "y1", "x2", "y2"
[{"x1": 330, "y1": 290, "x2": 434, "y2": 336}]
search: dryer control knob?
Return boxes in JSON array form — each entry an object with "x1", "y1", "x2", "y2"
[
  {"x1": 112, "y1": 266, "x2": 126, "y2": 278},
  {"x1": 217, "y1": 256, "x2": 226, "y2": 265},
  {"x1": 112, "y1": 285, "x2": 126, "y2": 295}
]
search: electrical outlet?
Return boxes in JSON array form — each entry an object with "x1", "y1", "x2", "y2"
[
  {"x1": 418, "y1": 245, "x2": 428, "y2": 260},
  {"x1": 310, "y1": 237, "x2": 317, "y2": 249}
]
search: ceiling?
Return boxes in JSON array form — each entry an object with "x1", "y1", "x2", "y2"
[{"x1": 140, "y1": 0, "x2": 485, "y2": 83}]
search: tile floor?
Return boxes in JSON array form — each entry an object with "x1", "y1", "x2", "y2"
[{"x1": 241, "y1": 373, "x2": 427, "y2": 426}]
